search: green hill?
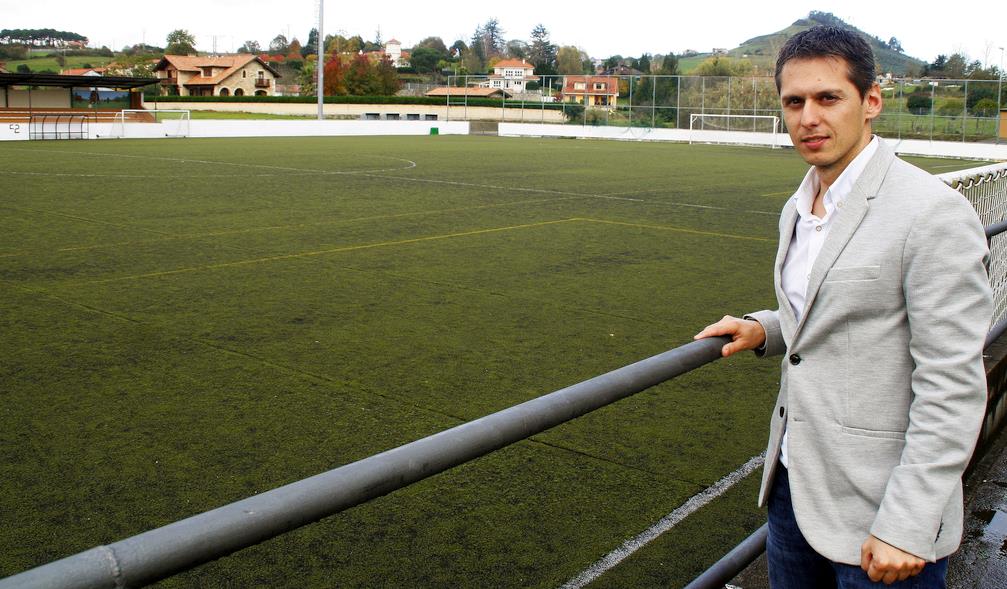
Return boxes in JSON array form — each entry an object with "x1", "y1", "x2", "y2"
[{"x1": 683, "y1": 11, "x2": 926, "y2": 76}]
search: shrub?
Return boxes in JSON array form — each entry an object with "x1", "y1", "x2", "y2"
[
  {"x1": 936, "y1": 98, "x2": 963, "y2": 116},
  {"x1": 972, "y1": 98, "x2": 999, "y2": 118},
  {"x1": 906, "y1": 93, "x2": 931, "y2": 114}
]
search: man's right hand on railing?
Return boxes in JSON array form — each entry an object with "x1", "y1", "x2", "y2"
[{"x1": 694, "y1": 315, "x2": 767, "y2": 358}]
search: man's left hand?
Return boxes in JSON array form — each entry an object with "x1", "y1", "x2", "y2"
[{"x1": 860, "y1": 535, "x2": 925, "y2": 584}]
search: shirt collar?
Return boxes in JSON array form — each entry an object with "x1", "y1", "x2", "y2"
[{"x1": 792, "y1": 135, "x2": 879, "y2": 221}]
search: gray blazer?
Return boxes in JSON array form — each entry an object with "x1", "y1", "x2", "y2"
[{"x1": 748, "y1": 138, "x2": 992, "y2": 565}]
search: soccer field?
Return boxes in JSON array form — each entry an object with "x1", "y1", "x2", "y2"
[{"x1": 0, "y1": 136, "x2": 985, "y2": 588}]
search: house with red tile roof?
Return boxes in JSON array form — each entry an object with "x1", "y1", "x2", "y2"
[
  {"x1": 561, "y1": 75, "x2": 619, "y2": 108},
  {"x1": 479, "y1": 59, "x2": 538, "y2": 94},
  {"x1": 425, "y1": 87, "x2": 513, "y2": 99},
  {"x1": 153, "y1": 54, "x2": 280, "y2": 97},
  {"x1": 60, "y1": 67, "x2": 107, "y2": 76}
]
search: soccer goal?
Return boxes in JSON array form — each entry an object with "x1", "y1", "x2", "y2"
[
  {"x1": 109, "y1": 109, "x2": 191, "y2": 139},
  {"x1": 689, "y1": 113, "x2": 780, "y2": 147}
]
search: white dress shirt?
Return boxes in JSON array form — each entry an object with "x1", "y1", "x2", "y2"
[{"x1": 778, "y1": 136, "x2": 879, "y2": 469}]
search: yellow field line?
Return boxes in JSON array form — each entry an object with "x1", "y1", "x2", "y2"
[
  {"x1": 571, "y1": 217, "x2": 774, "y2": 243},
  {"x1": 56, "y1": 196, "x2": 581, "y2": 254},
  {"x1": 87, "y1": 219, "x2": 578, "y2": 284}
]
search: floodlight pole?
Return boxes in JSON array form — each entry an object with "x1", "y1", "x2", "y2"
[{"x1": 317, "y1": 0, "x2": 324, "y2": 121}]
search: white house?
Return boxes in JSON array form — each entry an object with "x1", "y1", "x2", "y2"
[{"x1": 479, "y1": 59, "x2": 539, "y2": 94}]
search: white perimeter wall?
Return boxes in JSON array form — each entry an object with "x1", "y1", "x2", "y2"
[
  {"x1": 1, "y1": 117, "x2": 1004, "y2": 161},
  {"x1": 0, "y1": 119, "x2": 469, "y2": 141}
]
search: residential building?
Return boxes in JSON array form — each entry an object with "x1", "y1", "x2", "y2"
[
  {"x1": 60, "y1": 67, "x2": 107, "y2": 76},
  {"x1": 561, "y1": 75, "x2": 619, "y2": 108},
  {"x1": 479, "y1": 59, "x2": 538, "y2": 94},
  {"x1": 362, "y1": 39, "x2": 411, "y2": 68},
  {"x1": 153, "y1": 54, "x2": 280, "y2": 97}
]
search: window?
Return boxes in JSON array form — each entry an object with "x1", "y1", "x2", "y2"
[
  {"x1": 574, "y1": 82, "x2": 586, "y2": 90},
  {"x1": 242, "y1": 71, "x2": 247, "y2": 78},
  {"x1": 594, "y1": 83, "x2": 606, "y2": 91},
  {"x1": 424, "y1": 114, "x2": 438, "y2": 120},
  {"x1": 202, "y1": 67, "x2": 213, "y2": 77},
  {"x1": 406, "y1": 113, "x2": 420, "y2": 120}
]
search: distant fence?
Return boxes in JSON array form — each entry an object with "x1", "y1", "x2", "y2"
[
  {"x1": 440, "y1": 74, "x2": 1005, "y2": 144},
  {"x1": 1, "y1": 162, "x2": 1005, "y2": 589}
]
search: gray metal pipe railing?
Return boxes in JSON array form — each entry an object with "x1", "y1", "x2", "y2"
[
  {"x1": 683, "y1": 524, "x2": 768, "y2": 589},
  {"x1": 0, "y1": 336, "x2": 730, "y2": 589}
]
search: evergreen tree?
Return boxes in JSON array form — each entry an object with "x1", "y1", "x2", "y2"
[{"x1": 528, "y1": 24, "x2": 557, "y2": 75}]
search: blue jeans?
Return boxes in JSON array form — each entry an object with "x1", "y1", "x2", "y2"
[{"x1": 767, "y1": 465, "x2": 948, "y2": 589}]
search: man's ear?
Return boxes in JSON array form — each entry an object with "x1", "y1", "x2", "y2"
[{"x1": 864, "y1": 82, "x2": 883, "y2": 121}]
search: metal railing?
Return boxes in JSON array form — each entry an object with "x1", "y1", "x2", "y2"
[{"x1": 0, "y1": 337, "x2": 732, "y2": 589}]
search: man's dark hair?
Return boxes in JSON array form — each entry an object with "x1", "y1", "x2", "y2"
[{"x1": 775, "y1": 26, "x2": 876, "y2": 98}]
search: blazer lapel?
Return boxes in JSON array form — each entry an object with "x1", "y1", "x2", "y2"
[
  {"x1": 794, "y1": 139, "x2": 895, "y2": 337},
  {"x1": 775, "y1": 200, "x2": 800, "y2": 335}
]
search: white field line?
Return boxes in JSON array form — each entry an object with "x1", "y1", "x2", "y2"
[
  {"x1": 560, "y1": 453, "x2": 765, "y2": 589},
  {"x1": 4, "y1": 146, "x2": 782, "y2": 215}
]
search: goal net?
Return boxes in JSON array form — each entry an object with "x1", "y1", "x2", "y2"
[
  {"x1": 689, "y1": 114, "x2": 780, "y2": 147},
  {"x1": 110, "y1": 109, "x2": 191, "y2": 138}
]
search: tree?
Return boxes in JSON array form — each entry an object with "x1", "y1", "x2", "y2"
[
  {"x1": 528, "y1": 24, "x2": 557, "y2": 75},
  {"x1": 410, "y1": 47, "x2": 442, "y2": 73},
  {"x1": 165, "y1": 29, "x2": 196, "y2": 55},
  {"x1": 323, "y1": 55, "x2": 347, "y2": 95},
  {"x1": 556, "y1": 46, "x2": 586, "y2": 75},
  {"x1": 480, "y1": 18, "x2": 505, "y2": 58},
  {"x1": 693, "y1": 56, "x2": 753, "y2": 76},
  {"x1": 450, "y1": 40, "x2": 467, "y2": 58},
  {"x1": 505, "y1": 40, "x2": 528, "y2": 60},
  {"x1": 637, "y1": 53, "x2": 652, "y2": 74},
  {"x1": 415, "y1": 36, "x2": 448, "y2": 57},
  {"x1": 297, "y1": 59, "x2": 316, "y2": 95},
  {"x1": 288, "y1": 38, "x2": 302, "y2": 57},
  {"x1": 237, "y1": 40, "x2": 261, "y2": 54},
  {"x1": 303, "y1": 28, "x2": 318, "y2": 58},
  {"x1": 657, "y1": 53, "x2": 679, "y2": 75},
  {"x1": 269, "y1": 34, "x2": 289, "y2": 54},
  {"x1": 375, "y1": 56, "x2": 401, "y2": 95},
  {"x1": 344, "y1": 53, "x2": 379, "y2": 95}
]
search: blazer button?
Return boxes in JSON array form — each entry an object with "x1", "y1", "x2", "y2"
[
  {"x1": 789, "y1": 354, "x2": 801, "y2": 365},
  {"x1": 779, "y1": 406, "x2": 785, "y2": 418}
]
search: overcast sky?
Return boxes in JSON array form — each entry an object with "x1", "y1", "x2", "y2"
[{"x1": 3, "y1": 0, "x2": 1005, "y2": 67}]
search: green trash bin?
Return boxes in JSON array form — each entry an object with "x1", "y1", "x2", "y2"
[{"x1": 429, "y1": 127, "x2": 439, "y2": 136}]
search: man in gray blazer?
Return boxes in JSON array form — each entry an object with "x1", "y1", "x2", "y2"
[{"x1": 696, "y1": 27, "x2": 992, "y2": 587}]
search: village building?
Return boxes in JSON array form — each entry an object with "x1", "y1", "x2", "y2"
[{"x1": 153, "y1": 54, "x2": 280, "y2": 97}]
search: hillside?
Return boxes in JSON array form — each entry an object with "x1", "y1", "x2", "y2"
[
  {"x1": 732, "y1": 11, "x2": 925, "y2": 75},
  {"x1": 683, "y1": 11, "x2": 926, "y2": 76}
]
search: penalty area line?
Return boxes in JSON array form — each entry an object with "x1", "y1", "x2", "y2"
[{"x1": 559, "y1": 453, "x2": 765, "y2": 589}]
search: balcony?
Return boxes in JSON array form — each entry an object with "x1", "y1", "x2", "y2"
[{"x1": 254, "y1": 78, "x2": 270, "y2": 88}]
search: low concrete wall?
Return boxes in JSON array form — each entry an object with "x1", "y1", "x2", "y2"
[
  {"x1": 146, "y1": 100, "x2": 567, "y2": 123},
  {"x1": 6, "y1": 88, "x2": 70, "y2": 109},
  {"x1": 500, "y1": 123, "x2": 1007, "y2": 161}
]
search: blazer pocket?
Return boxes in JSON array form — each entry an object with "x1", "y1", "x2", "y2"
[
  {"x1": 841, "y1": 425, "x2": 906, "y2": 441},
  {"x1": 824, "y1": 265, "x2": 881, "y2": 282}
]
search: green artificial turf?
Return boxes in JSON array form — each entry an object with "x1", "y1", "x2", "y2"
[{"x1": 0, "y1": 136, "x2": 986, "y2": 588}]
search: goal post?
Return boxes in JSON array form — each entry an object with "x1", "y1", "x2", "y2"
[
  {"x1": 689, "y1": 113, "x2": 780, "y2": 148},
  {"x1": 109, "y1": 109, "x2": 191, "y2": 139}
]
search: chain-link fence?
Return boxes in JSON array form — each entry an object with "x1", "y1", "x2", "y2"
[{"x1": 439, "y1": 74, "x2": 1005, "y2": 143}]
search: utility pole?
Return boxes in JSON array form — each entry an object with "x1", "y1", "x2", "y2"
[{"x1": 317, "y1": 0, "x2": 324, "y2": 120}]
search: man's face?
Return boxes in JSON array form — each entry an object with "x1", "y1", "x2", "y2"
[{"x1": 778, "y1": 56, "x2": 882, "y2": 182}]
